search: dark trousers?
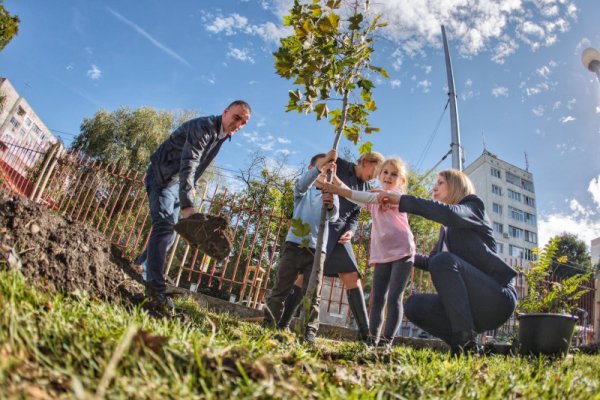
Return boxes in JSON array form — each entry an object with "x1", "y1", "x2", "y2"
[
  {"x1": 136, "y1": 168, "x2": 180, "y2": 297},
  {"x1": 264, "y1": 242, "x2": 324, "y2": 332},
  {"x1": 369, "y1": 258, "x2": 413, "y2": 339},
  {"x1": 405, "y1": 252, "x2": 517, "y2": 344}
]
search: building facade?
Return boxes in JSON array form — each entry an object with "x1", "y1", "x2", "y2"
[
  {"x1": 0, "y1": 77, "x2": 58, "y2": 175},
  {"x1": 464, "y1": 150, "x2": 538, "y2": 265}
]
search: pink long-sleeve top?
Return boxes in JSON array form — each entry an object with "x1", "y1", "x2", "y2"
[{"x1": 347, "y1": 187, "x2": 415, "y2": 264}]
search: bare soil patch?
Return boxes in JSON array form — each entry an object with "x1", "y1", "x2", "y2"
[{"x1": 0, "y1": 189, "x2": 143, "y2": 303}]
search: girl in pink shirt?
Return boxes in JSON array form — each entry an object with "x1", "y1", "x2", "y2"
[{"x1": 322, "y1": 158, "x2": 415, "y2": 353}]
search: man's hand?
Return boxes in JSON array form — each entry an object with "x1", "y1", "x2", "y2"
[
  {"x1": 338, "y1": 230, "x2": 354, "y2": 244},
  {"x1": 322, "y1": 192, "x2": 334, "y2": 210},
  {"x1": 181, "y1": 207, "x2": 198, "y2": 219}
]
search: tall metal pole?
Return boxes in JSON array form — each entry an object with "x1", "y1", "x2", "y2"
[{"x1": 441, "y1": 25, "x2": 463, "y2": 170}]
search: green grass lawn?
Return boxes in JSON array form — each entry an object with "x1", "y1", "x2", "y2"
[{"x1": 1, "y1": 269, "x2": 599, "y2": 400}]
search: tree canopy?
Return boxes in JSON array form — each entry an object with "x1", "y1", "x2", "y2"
[
  {"x1": 73, "y1": 106, "x2": 196, "y2": 173},
  {"x1": 0, "y1": 1, "x2": 19, "y2": 52},
  {"x1": 549, "y1": 232, "x2": 593, "y2": 278}
]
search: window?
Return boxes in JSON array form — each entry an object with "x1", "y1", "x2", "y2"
[
  {"x1": 524, "y1": 195, "x2": 535, "y2": 207},
  {"x1": 524, "y1": 212, "x2": 536, "y2": 226},
  {"x1": 9, "y1": 116, "x2": 20, "y2": 131},
  {"x1": 492, "y1": 203, "x2": 503, "y2": 215},
  {"x1": 509, "y1": 225, "x2": 523, "y2": 239},
  {"x1": 492, "y1": 184, "x2": 502, "y2": 196},
  {"x1": 491, "y1": 167, "x2": 501, "y2": 178},
  {"x1": 24, "y1": 117, "x2": 32, "y2": 127},
  {"x1": 524, "y1": 248, "x2": 536, "y2": 261},
  {"x1": 509, "y1": 244, "x2": 524, "y2": 258},
  {"x1": 17, "y1": 106, "x2": 26, "y2": 116},
  {"x1": 506, "y1": 171, "x2": 520, "y2": 186},
  {"x1": 493, "y1": 222, "x2": 504, "y2": 234},
  {"x1": 32, "y1": 124, "x2": 42, "y2": 135},
  {"x1": 524, "y1": 230, "x2": 537, "y2": 244},
  {"x1": 521, "y1": 179, "x2": 534, "y2": 193},
  {"x1": 508, "y1": 189, "x2": 521, "y2": 202},
  {"x1": 509, "y1": 206, "x2": 524, "y2": 222},
  {"x1": 497, "y1": 243, "x2": 504, "y2": 254}
]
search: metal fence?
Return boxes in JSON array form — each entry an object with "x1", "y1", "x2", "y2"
[{"x1": 0, "y1": 138, "x2": 596, "y2": 345}]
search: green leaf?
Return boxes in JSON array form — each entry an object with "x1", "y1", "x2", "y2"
[
  {"x1": 358, "y1": 141, "x2": 373, "y2": 155},
  {"x1": 348, "y1": 13, "x2": 363, "y2": 30},
  {"x1": 291, "y1": 218, "x2": 312, "y2": 239},
  {"x1": 314, "y1": 103, "x2": 329, "y2": 120}
]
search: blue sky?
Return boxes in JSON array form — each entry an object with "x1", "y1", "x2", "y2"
[{"x1": 1, "y1": 0, "x2": 599, "y2": 247}]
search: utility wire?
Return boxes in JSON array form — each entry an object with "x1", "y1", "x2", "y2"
[{"x1": 415, "y1": 99, "x2": 450, "y2": 171}]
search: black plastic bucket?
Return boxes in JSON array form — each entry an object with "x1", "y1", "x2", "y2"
[{"x1": 518, "y1": 313, "x2": 578, "y2": 356}]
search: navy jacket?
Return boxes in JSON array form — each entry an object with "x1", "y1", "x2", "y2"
[
  {"x1": 399, "y1": 194, "x2": 517, "y2": 286},
  {"x1": 325, "y1": 158, "x2": 368, "y2": 258},
  {"x1": 149, "y1": 115, "x2": 230, "y2": 209}
]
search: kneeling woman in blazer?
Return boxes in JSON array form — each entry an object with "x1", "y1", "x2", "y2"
[{"x1": 377, "y1": 169, "x2": 517, "y2": 354}]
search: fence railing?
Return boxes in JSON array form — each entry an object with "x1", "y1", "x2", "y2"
[{"x1": 0, "y1": 138, "x2": 596, "y2": 345}]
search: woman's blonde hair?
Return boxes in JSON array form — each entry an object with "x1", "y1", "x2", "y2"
[
  {"x1": 379, "y1": 158, "x2": 408, "y2": 191},
  {"x1": 358, "y1": 151, "x2": 385, "y2": 167},
  {"x1": 439, "y1": 169, "x2": 475, "y2": 204}
]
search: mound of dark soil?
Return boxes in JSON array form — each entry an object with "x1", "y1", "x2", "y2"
[{"x1": 0, "y1": 189, "x2": 143, "y2": 303}]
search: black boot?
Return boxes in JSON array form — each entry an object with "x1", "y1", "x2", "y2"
[
  {"x1": 277, "y1": 285, "x2": 303, "y2": 330},
  {"x1": 347, "y1": 287, "x2": 370, "y2": 342},
  {"x1": 450, "y1": 330, "x2": 480, "y2": 356}
]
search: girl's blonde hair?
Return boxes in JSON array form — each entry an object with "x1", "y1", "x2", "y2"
[
  {"x1": 438, "y1": 169, "x2": 475, "y2": 204},
  {"x1": 379, "y1": 158, "x2": 408, "y2": 192}
]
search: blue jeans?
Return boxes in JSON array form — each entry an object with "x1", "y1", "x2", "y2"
[{"x1": 136, "y1": 168, "x2": 180, "y2": 297}]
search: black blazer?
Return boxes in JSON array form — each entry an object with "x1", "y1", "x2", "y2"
[
  {"x1": 399, "y1": 194, "x2": 516, "y2": 286},
  {"x1": 325, "y1": 158, "x2": 368, "y2": 263}
]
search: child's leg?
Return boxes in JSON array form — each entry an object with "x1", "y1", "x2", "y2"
[
  {"x1": 368, "y1": 262, "x2": 392, "y2": 340},
  {"x1": 382, "y1": 259, "x2": 414, "y2": 339},
  {"x1": 263, "y1": 243, "x2": 306, "y2": 326},
  {"x1": 300, "y1": 252, "x2": 325, "y2": 334}
]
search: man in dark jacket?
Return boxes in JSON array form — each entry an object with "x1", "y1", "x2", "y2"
[{"x1": 138, "y1": 100, "x2": 251, "y2": 313}]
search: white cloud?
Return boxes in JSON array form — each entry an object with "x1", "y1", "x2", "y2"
[
  {"x1": 539, "y1": 176, "x2": 600, "y2": 249},
  {"x1": 66, "y1": 64, "x2": 74, "y2": 71},
  {"x1": 552, "y1": 101, "x2": 562, "y2": 110},
  {"x1": 107, "y1": 7, "x2": 191, "y2": 67},
  {"x1": 416, "y1": 80, "x2": 431, "y2": 93},
  {"x1": 390, "y1": 79, "x2": 401, "y2": 88},
  {"x1": 227, "y1": 47, "x2": 255, "y2": 63},
  {"x1": 566, "y1": 98, "x2": 576, "y2": 110},
  {"x1": 206, "y1": 13, "x2": 249, "y2": 35},
  {"x1": 596, "y1": 107, "x2": 600, "y2": 114},
  {"x1": 589, "y1": 175, "x2": 600, "y2": 207},
  {"x1": 276, "y1": 149, "x2": 291, "y2": 156},
  {"x1": 87, "y1": 64, "x2": 102, "y2": 80},
  {"x1": 491, "y1": 86, "x2": 508, "y2": 97},
  {"x1": 532, "y1": 105, "x2": 544, "y2": 116},
  {"x1": 423, "y1": 65, "x2": 432, "y2": 74},
  {"x1": 277, "y1": 137, "x2": 291, "y2": 144},
  {"x1": 559, "y1": 115, "x2": 575, "y2": 123},
  {"x1": 367, "y1": 0, "x2": 577, "y2": 64},
  {"x1": 204, "y1": 12, "x2": 291, "y2": 44}
]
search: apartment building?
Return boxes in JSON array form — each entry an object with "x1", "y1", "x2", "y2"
[
  {"x1": 0, "y1": 77, "x2": 57, "y2": 172},
  {"x1": 464, "y1": 150, "x2": 538, "y2": 265}
]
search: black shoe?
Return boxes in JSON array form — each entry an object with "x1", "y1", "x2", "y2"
[
  {"x1": 377, "y1": 337, "x2": 394, "y2": 355},
  {"x1": 450, "y1": 330, "x2": 481, "y2": 356},
  {"x1": 145, "y1": 294, "x2": 176, "y2": 317},
  {"x1": 303, "y1": 329, "x2": 317, "y2": 345}
]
